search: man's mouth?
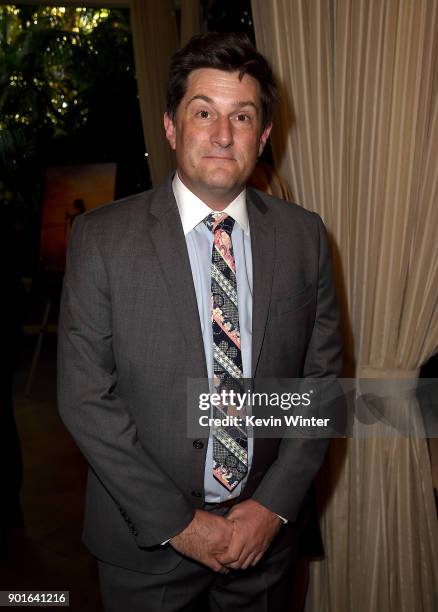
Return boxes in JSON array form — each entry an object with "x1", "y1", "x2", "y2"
[{"x1": 203, "y1": 155, "x2": 235, "y2": 161}]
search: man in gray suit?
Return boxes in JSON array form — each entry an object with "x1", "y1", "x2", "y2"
[{"x1": 57, "y1": 32, "x2": 342, "y2": 611}]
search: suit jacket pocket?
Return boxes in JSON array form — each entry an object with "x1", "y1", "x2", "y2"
[{"x1": 272, "y1": 283, "x2": 315, "y2": 316}]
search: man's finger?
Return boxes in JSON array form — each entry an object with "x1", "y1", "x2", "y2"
[
  {"x1": 224, "y1": 547, "x2": 260, "y2": 570},
  {"x1": 217, "y1": 551, "x2": 241, "y2": 566},
  {"x1": 217, "y1": 543, "x2": 245, "y2": 566},
  {"x1": 250, "y1": 551, "x2": 264, "y2": 567},
  {"x1": 226, "y1": 557, "x2": 248, "y2": 570},
  {"x1": 220, "y1": 546, "x2": 251, "y2": 569},
  {"x1": 240, "y1": 552, "x2": 258, "y2": 569},
  {"x1": 216, "y1": 536, "x2": 245, "y2": 565},
  {"x1": 206, "y1": 558, "x2": 230, "y2": 574}
]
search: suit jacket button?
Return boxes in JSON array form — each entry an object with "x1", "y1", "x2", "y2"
[
  {"x1": 191, "y1": 490, "x2": 202, "y2": 498},
  {"x1": 193, "y1": 440, "x2": 204, "y2": 449}
]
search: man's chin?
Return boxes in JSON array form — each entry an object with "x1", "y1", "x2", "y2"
[
  {"x1": 198, "y1": 170, "x2": 242, "y2": 192},
  {"x1": 200, "y1": 181, "x2": 242, "y2": 198}
]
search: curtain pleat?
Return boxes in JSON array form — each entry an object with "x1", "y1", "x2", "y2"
[
  {"x1": 251, "y1": 0, "x2": 438, "y2": 609},
  {"x1": 180, "y1": 0, "x2": 201, "y2": 46},
  {"x1": 129, "y1": 0, "x2": 178, "y2": 186}
]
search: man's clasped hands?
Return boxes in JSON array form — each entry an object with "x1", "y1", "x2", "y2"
[{"x1": 170, "y1": 499, "x2": 282, "y2": 573}]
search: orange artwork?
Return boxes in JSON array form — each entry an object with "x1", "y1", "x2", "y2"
[{"x1": 40, "y1": 163, "x2": 116, "y2": 271}]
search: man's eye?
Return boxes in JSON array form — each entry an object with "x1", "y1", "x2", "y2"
[
  {"x1": 198, "y1": 110, "x2": 210, "y2": 119},
  {"x1": 236, "y1": 113, "x2": 250, "y2": 122}
]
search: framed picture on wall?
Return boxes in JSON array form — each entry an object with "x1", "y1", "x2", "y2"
[{"x1": 40, "y1": 163, "x2": 117, "y2": 271}]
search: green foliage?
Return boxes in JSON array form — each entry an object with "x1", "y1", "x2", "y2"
[{"x1": 0, "y1": 5, "x2": 133, "y2": 213}]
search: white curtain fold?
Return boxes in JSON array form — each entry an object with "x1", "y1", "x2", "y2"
[
  {"x1": 251, "y1": 0, "x2": 438, "y2": 609},
  {"x1": 129, "y1": 0, "x2": 202, "y2": 186},
  {"x1": 129, "y1": 0, "x2": 178, "y2": 186},
  {"x1": 180, "y1": 0, "x2": 201, "y2": 46}
]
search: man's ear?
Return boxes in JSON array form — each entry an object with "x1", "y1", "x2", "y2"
[
  {"x1": 164, "y1": 112, "x2": 176, "y2": 150},
  {"x1": 258, "y1": 122, "x2": 272, "y2": 157}
]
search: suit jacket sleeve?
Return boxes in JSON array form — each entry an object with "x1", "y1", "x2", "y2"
[
  {"x1": 57, "y1": 214, "x2": 195, "y2": 548},
  {"x1": 251, "y1": 213, "x2": 343, "y2": 522}
]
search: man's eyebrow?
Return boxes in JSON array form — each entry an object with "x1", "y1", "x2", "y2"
[
  {"x1": 186, "y1": 94, "x2": 214, "y2": 107},
  {"x1": 235, "y1": 101, "x2": 258, "y2": 112},
  {"x1": 186, "y1": 95, "x2": 259, "y2": 112}
]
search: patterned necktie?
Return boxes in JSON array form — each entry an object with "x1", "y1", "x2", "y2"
[{"x1": 204, "y1": 212, "x2": 248, "y2": 491}]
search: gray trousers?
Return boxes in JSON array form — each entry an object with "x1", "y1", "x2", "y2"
[{"x1": 97, "y1": 542, "x2": 296, "y2": 612}]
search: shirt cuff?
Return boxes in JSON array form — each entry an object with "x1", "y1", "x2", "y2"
[
  {"x1": 275, "y1": 513, "x2": 288, "y2": 525},
  {"x1": 161, "y1": 538, "x2": 171, "y2": 545}
]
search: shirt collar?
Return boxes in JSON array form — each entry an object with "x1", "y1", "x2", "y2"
[{"x1": 172, "y1": 172, "x2": 249, "y2": 236}]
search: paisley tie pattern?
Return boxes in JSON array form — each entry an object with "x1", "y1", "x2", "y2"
[{"x1": 204, "y1": 212, "x2": 248, "y2": 491}]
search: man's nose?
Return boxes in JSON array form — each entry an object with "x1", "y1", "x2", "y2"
[{"x1": 212, "y1": 117, "x2": 233, "y2": 147}]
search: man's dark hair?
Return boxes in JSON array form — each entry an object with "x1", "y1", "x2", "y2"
[{"x1": 166, "y1": 32, "x2": 278, "y2": 130}]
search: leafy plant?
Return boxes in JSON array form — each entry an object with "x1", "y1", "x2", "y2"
[
  {"x1": 0, "y1": 6, "x2": 137, "y2": 272},
  {"x1": 0, "y1": 6, "x2": 132, "y2": 208}
]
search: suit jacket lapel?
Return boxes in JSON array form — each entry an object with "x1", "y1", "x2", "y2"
[
  {"x1": 148, "y1": 177, "x2": 208, "y2": 378},
  {"x1": 247, "y1": 188, "x2": 276, "y2": 378},
  {"x1": 146, "y1": 180, "x2": 275, "y2": 380}
]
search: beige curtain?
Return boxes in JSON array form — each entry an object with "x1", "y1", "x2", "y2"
[
  {"x1": 251, "y1": 0, "x2": 438, "y2": 610},
  {"x1": 129, "y1": 0, "x2": 178, "y2": 186},
  {"x1": 129, "y1": 0, "x2": 202, "y2": 186},
  {"x1": 180, "y1": 0, "x2": 201, "y2": 46}
]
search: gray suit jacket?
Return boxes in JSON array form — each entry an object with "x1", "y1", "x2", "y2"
[{"x1": 57, "y1": 174, "x2": 342, "y2": 573}]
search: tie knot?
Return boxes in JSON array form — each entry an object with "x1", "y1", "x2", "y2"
[{"x1": 204, "y1": 212, "x2": 235, "y2": 236}]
